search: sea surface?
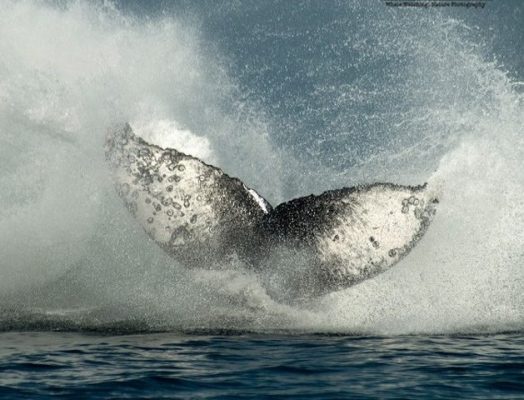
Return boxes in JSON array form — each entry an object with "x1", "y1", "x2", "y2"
[
  {"x1": 1, "y1": 0, "x2": 523, "y2": 398},
  {"x1": 1, "y1": 332, "x2": 523, "y2": 399}
]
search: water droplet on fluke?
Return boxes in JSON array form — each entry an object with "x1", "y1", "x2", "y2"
[{"x1": 369, "y1": 236, "x2": 380, "y2": 248}]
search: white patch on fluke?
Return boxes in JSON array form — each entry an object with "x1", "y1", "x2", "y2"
[{"x1": 246, "y1": 187, "x2": 270, "y2": 214}]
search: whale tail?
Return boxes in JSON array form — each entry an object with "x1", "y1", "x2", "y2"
[{"x1": 105, "y1": 124, "x2": 437, "y2": 299}]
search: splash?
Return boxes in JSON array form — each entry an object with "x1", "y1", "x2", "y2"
[
  {"x1": 0, "y1": 0, "x2": 522, "y2": 335},
  {"x1": 0, "y1": 0, "x2": 281, "y2": 291}
]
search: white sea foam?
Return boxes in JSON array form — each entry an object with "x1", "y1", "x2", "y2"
[{"x1": 130, "y1": 119, "x2": 215, "y2": 163}]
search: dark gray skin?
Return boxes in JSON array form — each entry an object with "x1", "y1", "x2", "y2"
[{"x1": 106, "y1": 123, "x2": 437, "y2": 300}]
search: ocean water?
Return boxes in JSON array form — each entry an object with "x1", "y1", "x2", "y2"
[
  {"x1": 0, "y1": 332, "x2": 523, "y2": 399},
  {"x1": 0, "y1": 0, "x2": 523, "y2": 398}
]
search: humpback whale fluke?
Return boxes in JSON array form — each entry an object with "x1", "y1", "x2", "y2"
[{"x1": 105, "y1": 123, "x2": 437, "y2": 299}]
